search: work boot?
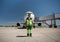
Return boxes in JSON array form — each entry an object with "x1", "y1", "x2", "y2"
[
  {"x1": 27, "y1": 34, "x2": 29, "y2": 37},
  {"x1": 30, "y1": 33, "x2": 32, "y2": 37}
]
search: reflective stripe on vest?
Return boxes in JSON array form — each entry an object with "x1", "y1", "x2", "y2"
[{"x1": 26, "y1": 20, "x2": 32, "y2": 26}]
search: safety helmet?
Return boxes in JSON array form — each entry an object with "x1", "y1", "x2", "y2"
[
  {"x1": 24, "y1": 11, "x2": 35, "y2": 21},
  {"x1": 26, "y1": 11, "x2": 33, "y2": 14}
]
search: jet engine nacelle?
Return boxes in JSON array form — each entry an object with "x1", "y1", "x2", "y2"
[{"x1": 38, "y1": 23, "x2": 41, "y2": 26}]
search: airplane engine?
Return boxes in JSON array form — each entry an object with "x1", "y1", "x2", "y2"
[
  {"x1": 38, "y1": 23, "x2": 41, "y2": 26},
  {"x1": 17, "y1": 23, "x2": 20, "y2": 26}
]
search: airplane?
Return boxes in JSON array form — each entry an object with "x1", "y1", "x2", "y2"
[
  {"x1": 17, "y1": 12, "x2": 60, "y2": 28},
  {"x1": 16, "y1": 11, "x2": 42, "y2": 29}
]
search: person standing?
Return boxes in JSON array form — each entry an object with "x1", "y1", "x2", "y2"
[{"x1": 25, "y1": 11, "x2": 34, "y2": 37}]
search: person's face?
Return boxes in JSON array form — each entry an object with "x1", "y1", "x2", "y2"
[{"x1": 28, "y1": 13, "x2": 31, "y2": 17}]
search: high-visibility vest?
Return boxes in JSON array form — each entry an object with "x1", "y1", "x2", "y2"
[{"x1": 26, "y1": 18, "x2": 32, "y2": 26}]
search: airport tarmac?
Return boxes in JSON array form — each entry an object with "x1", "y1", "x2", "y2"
[{"x1": 0, "y1": 27, "x2": 60, "y2": 42}]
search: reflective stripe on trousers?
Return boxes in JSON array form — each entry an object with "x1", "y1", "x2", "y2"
[{"x1": 27, "y1": 26, "x2": 32, "y2": 34}]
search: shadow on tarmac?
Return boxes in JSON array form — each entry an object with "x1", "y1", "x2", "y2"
[
  {"x1": 16, "y1": 35, "x2": 27, "y2": 37},
  {"x1": 17, "y1": 28, "x2": 26, "y2": 29}
]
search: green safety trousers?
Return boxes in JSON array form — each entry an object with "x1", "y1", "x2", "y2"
[{"x1": 27, "y1": 25, "x2": 32, "y2": 37}]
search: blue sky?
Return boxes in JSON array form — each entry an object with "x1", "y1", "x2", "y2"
[{"x1": 0, "y1": 0, "x2": 60, "y2": 25}]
